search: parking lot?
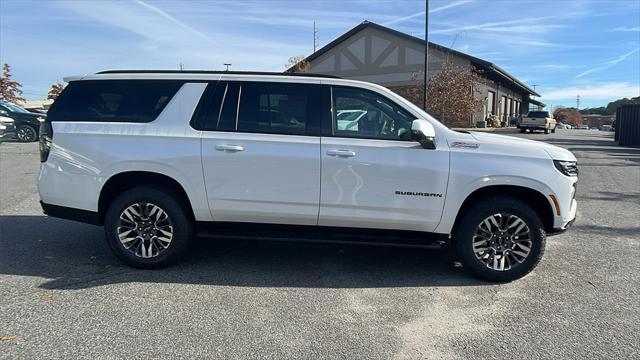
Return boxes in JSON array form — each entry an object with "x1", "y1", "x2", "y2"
[{"x1": 1, "y1": 130, "x2": 638, "y2": 359}]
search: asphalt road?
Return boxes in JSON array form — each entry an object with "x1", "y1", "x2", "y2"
[{"x1": 1, "y1": 130, "x2": 639, "y2": 359}]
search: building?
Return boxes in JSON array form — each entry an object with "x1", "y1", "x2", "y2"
[
  {"x1": 581, "y1": 114, "x2": 615, "y2": 128},
  {"x1": 295, "y1": 21, "x2": 543, "y2": 128}
]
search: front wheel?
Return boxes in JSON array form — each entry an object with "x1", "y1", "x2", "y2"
[
  {"x1": 454, "y1": 196, "x2": 546, "y2": 282},
  {"x1": 520, "y1": 128, "x2": 526, "y2": 133},
  {"x1": 544, "y1": 128, "x2": 550, "y2": 134},
  {"x1": 16, "y1": 125, "x2": 38, "y2": 142},
  {"x1": 104, "y1": 186, "x2": 193, "y2": 268}
]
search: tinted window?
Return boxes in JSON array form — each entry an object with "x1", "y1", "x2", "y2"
[
  {"x1": 48, "y1": 80, "x2": 183, "y2": 122},
  {"x1": 192, "y1": 81, "x2": 229, "y2": 131},
  {"x1": 527, "y1": 111, "x2": 550, "y2": 118},
  {"x1": 237, "y1": 82, "x2": 313, "y2": 135},
  {"x1": 332, "y1": 87, "x2": 413, "y2": 140}
]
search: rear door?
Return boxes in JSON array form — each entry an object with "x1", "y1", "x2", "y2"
[
  {"x1": 195, "y1": 80, "x2": 322, "y2": 225},
  {"x1": 319, "y1": 85, "x2": 449, "y2": 232}
]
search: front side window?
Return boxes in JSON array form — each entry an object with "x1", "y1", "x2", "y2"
[
  {"x1": 47, "y1": 80, "x2": 183, "y2": 122},
  {"x1": 332, "y1": 86, "x2": 413, "y2": 141}
]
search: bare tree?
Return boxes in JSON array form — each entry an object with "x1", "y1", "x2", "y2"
[
  {"x1": 395, "y1": 61, "x2": 485, "y2": 128},
  {"x1": 47, "y1": 81, "x2": 65, "y2": 100},
  {"x1": 285, "y1": 56, "x2": 311, "y2": 73},
  {"x1": 553, "y1": 107, "x2": 582, "y2": 127},
  {"x1": 0, "y1": 63, "x2": 25, "y2": 104}
]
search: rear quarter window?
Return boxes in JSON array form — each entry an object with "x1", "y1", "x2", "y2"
[{"x1": 47, "y1": 80, "x2": 184, "y2": 122}]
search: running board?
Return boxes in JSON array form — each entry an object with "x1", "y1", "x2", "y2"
[{"x1": 195, "y1": 221, "x2": 447, "y2": 249}]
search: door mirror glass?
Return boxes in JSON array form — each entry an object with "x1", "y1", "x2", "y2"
[{"x1": 411, "y1": 119, "x2": 436, "y2": 149}]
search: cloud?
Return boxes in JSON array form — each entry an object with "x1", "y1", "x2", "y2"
[
  {"x1": 542, "y1": 82, "x2": 640, "y2": 101},
  {"x1": 576, "y1": 48, "x2": 640, "y2": 78},
  {"x1": 431, "y1": 12, "x2": 583, "y2": 34},
  {"x1": 383, "y1": 0, "x2": 472, "y2": 26},
  {"x1": 609, "y1": 26, "x2": 640, "y2": 32}
]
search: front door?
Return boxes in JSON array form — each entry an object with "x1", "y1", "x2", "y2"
[
  {"x1": 319, "y1": 86, "x2": 449, "y2": 232},
  {"x1": 198, "y1": 81, "x2": 322, "y2": 225}
]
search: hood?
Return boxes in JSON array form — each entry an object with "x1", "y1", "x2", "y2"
[
  {"x1": 11, "y1": 111, "x2": 45, "y2": 121},
  {"x1": 461, "y1": 131, "x2": 576, "y2": 161}
]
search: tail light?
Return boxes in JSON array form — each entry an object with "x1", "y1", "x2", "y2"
[{"x1": 39, "y1": 121, "x2": 53, "y2": 162}]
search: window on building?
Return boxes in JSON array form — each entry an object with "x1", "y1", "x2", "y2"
[{"x1": 487, "y1": 91, "x2": 495, "y2": 116}]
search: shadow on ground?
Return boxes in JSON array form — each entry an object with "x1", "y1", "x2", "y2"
[{"x1": 0, "y1": 215, "x2": 487, "y2": 290}]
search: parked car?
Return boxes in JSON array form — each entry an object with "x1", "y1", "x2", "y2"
[
  {"x1": 579, "y1": 125, "x2": 589, "y2": 130},
  {"x1": 0, "y1": 116, "x2": 16, "y2": 139},
  {"x1": 38, "y1": 71, "x2": 578, "y2": 282},
  {"x1": 520, "y1": 111, "x2": 557, "y2": 134},
  {"x1": 0, "y1": 102, "x2": 46, "y2": 142}
]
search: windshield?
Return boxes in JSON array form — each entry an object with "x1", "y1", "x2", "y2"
[{"x1": 1, "y1": 102, "x2": 30, "y2": 113}]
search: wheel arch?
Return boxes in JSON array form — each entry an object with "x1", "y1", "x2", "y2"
[
  {"x1": 451, "y1": 185, "x2": 555, "y2": 236},
  {"x1": 98, "y1": 171, "x2": 195, "y2": 225}
]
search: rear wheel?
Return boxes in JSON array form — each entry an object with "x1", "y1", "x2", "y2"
[
  {"x1": 104, "y1": 186, "x2": 192, "y2": 268},
  {"x1": 16, "y1": 124, "x2": 38, "y2": 142},
  {"x1": 454, "y1": 196, "x2": 546, "y2": 282},
  {"x1": 544, "y1": 128, "x2": 549, "y2": 134}
]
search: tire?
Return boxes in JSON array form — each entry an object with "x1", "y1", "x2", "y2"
[
  {"x1": 454, "y1": 196, "x2": 546, "y2": 282},
  {"x1": 552, "y1": 128, "x2": 556, "y2": 133},
  {"x1": 520, "y1": 128, "x2": 526, "y2": 133},
  {"x1": 16, "y1": 124, "x2": 38, "y2": 142},
  {"x1": 104, "y1": 186, "x2": 193, "y2": 269},
  {"x1": 544, "y1": 128, "x2": 549, "y2": 134}
]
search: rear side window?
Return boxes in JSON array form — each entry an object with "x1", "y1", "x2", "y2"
[
  {"x1": 47, "y1": 80, "x2": 183, "y2": 122},
  {"x1": 192, "y1": 81, "x2": 320, "y2": 136}
]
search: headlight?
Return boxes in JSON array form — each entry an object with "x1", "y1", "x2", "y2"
[
  {"x1": 0, "y1": 117, "x2": 14, "y2": 124},
  {"x1": 37, "y1": 117, "x2": 46, "y2": 123},
  {"x1": 554, "y1": 160, "x2": 578, "y2": 177}
]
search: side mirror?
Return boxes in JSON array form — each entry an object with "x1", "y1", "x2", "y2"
[{"x1": 411, "y1": 119, "x2": 436, "y2": 149}]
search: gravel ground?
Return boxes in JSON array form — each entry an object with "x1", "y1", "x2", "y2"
[{"x1": 1, "y1": 129, "x2": 638, "y2": 359}]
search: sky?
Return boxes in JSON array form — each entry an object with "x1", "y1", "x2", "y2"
[{"x1": 1, "y1": 0, "x2": 639, "y2": 108}]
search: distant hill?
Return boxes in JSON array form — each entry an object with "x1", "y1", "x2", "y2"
[{"x1": 579, "y1": 96, "x2": 640, "y2": 115}]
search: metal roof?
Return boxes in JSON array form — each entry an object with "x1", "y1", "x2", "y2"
[{"x1": 302, "y1": 21, "x2": 540, "y2": 97}]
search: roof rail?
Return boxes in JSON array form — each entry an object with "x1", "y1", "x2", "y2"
[{"x1": 95, "y1": 70, "x2": 341, "y2": 79}]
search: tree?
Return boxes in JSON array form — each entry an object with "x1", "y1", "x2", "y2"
[
  {"x1": 47, "y1": 81, "x2": 65, "y2": 100},
  {"x1": 0, "y1": 63, "x2": 25, "y2": 104},
  {"x1": 285, "y1": 56, "x2": 310, "y2": 73},
  {"x1": 398, "y1": 61, "x2": 484, "y2": 128},
  {"x1": 553, "y1": 107, "x2": 582, "y2": 126}
]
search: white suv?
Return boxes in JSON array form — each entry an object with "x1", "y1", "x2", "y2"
[{"x1": 37, "y1": 71, "x2": 578, "y2": 281}]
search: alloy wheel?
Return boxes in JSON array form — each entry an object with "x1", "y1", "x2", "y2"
[
  {"x1": 117, "y1": 202, "x2": 174, "y2": 258},
  {"x1": 471, "y1": 213, "x2": 532, "y2": 271},
  {"x1": 17, "y1": 126, "x2": 36, "y2": 142}
]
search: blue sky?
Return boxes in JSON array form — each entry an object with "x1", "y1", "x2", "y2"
[{"x1": 1, "y1": 0, "x2": 638, "y2": 108}]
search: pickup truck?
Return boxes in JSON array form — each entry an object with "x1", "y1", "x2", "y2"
[{"x1": 520, "y1": 111, "x2": 557, "y2": 134}]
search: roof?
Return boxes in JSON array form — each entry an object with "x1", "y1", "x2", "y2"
[
  {"x1": 303, "y1": 21, "x2": 540, "y2": 97},
  {"x1": 96, "y1": 70, "x2": 340, "y2": 79},
  {"x1": 528, "y1": 98, "x2": 546, "y2": 107}
]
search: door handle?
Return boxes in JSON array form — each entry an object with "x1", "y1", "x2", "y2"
[
  {"x1": 327, "y1": 149, "x2": 356, "y2": 157},
  {"x1": 215, "y1": 144, "x2": 244, "y2": 152}
]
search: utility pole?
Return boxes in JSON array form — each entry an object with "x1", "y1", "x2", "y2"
[
  {"x1": 313, "y1": 21, "x2": 318, "y2": 53},
  {"x1": 423, "y1": 0, "x2": 429, "y2": 111},
  {"x1": 224, "y1": 63, "x2": 232, "y2": 71},
  {"x1": 179, "y1": 62, "x2": 184, "y2": 71},
  {"x1": 576, "y1": 94, "x2": 580, "y2": 110}
]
